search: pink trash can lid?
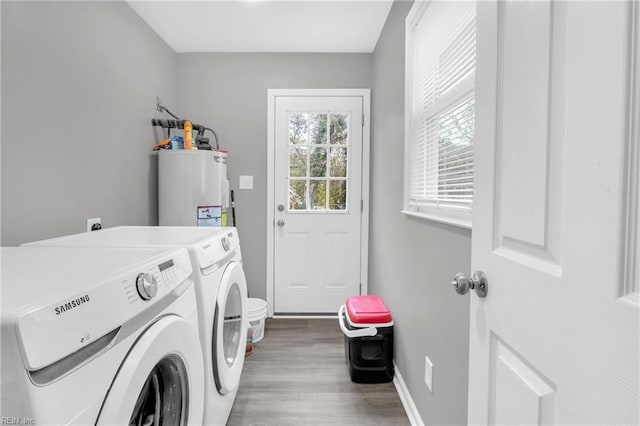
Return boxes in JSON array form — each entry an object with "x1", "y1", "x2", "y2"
[{"x1": 346, "y1": 295, "x2": 392, "y2": 324}]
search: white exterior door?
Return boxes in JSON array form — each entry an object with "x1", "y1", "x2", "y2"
[
  {"x1": 269, "y1": 92, "x2": 369, "y2": 314},
  {"x1": 469, "y1": 1, "x2": 640, "y2": 424}
]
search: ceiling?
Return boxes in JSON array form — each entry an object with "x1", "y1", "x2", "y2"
[{"x1": 127, "y1": 0, "x2": 394, "y2": 53}]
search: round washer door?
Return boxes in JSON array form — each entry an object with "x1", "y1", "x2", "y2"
[
  {"x1": 97, "y1": 315, "x2": 204, "y2": 426},
  {"x1": 213, "y1": 261, "x2": 248, "y2": 395}
]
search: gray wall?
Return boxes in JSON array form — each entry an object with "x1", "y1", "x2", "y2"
[
  {"x1": 1, "y1": 1, "x2": 177, "y2": 245},
  {"x1": 175, "y1": 53, "x2": 372, "y2": 299},
  {"x1": 369, "y1": 1, "x2": 471, "y2": 424}
]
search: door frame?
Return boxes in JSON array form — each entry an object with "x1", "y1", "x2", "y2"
[{"x1": 266, "y1": 88, "x2": 371, "y2": 317}]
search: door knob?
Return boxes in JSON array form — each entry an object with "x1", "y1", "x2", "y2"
[
  {"x1": 277, "y1": 219, "x2": 285, "y2": 227},
  {"x1": 451, "y1": 271, "x2": 488, "y2": 298}
]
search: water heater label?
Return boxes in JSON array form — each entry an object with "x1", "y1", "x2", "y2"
[{"x1": 197, "y1": 205, "x2": 222, "y2": 227}]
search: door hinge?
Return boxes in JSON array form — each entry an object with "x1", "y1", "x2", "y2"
[
  {"x1": 362, "y1": 113, "x2": 365, "y2": 128},
  {"x1": 359, "y1": 283, "x2": 362, "y2": 294},
  {"x1": 360, "y1": 199, "x2": 363, "y2": 212}
]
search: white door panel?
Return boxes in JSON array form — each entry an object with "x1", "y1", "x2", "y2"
[
  {"x1": 273, "y1": 96, "x2": 364, "y2": 313},
  {"x1": 470, "y1": 1, "x2": 639, "y2": 424}
]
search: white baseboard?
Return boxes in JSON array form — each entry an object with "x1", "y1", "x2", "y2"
[{"x1": 393, "y1": 361, "x2": 425, "y2": 426}]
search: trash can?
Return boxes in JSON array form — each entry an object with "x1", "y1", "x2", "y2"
[{"x1": 338, "y1": 295, "x2": 394, "y2": 383}]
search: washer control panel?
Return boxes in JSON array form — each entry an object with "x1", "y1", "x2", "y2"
[{"x1": 16, "y1": 248, "x2": 194, "y2": 371}]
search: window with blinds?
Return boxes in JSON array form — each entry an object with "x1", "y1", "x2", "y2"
[{"x1": 404, "y1": 1, "x2": 476, "y2": 227}]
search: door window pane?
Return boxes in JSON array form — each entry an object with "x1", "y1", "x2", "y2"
[
  {"x1": 310, "y1": 180, "x2": 327, "y2": 210},
  {"x1": 309, "y1": 113, "x2": 328, "y2": 144},
  {"x1": 329, "y1": 180, "x2": 347, "y2": 210},
  {"x1": 310, "y1": 147, "x2": 327, "y2": 178},
  {"x1": 329, "y1": 147, "x2": 347, "y2": 177},
  {"x1": 289, "y1": 180, "x2": 307, "y2": 210},
  {"x1": 289, "y1": 113, "x2": 308, "y2": 144},
  {"x1": 330, "y1": 114, "x2": 349, "y2": 144},
  {"x1": 289, "y1": 146, "x2": 308, "y2": 177},
  {"x1": 286, "y1": 111, "x2": 350, "y2": 212}
]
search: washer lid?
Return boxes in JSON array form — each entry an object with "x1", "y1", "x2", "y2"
[
  {"x1": 23, "y1": 226, "x2": 228, "y2": 248},
  {"x1": 24, "y1": 226, "x2": 241, "y2": 271}
]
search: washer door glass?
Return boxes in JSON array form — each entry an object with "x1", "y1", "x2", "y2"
[
  {"x1": 130, "y1": 355, "x2": 188, "y2": 426},
  {"x1": 223, "y1": 283, "x2": 242, "y2": 367}
]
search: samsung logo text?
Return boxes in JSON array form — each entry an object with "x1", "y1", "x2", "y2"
[{"x1": 55, "y1": 295, "x2": 90, "y2": 315}]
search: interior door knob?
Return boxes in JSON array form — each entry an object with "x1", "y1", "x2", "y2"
[
  {"x1": 451, "y1": 271, "x2": 488, "y2": 298},
  {"x1": 277, "y1": 219, "x2": 285, "y2": 227}
]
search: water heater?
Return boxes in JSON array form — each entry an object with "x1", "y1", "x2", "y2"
[{"x1": 158, "y1": 150, "x2": 229, "y2": 226}]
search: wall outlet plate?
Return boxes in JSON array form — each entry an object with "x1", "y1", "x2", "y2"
[
  {"x1": 87, "y1": 217, "x2": 102, "y2": 232},
  {"x1": 425, "y1": 355, "x2": 434, "y2": 392}
]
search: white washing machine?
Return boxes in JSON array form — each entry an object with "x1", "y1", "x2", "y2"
[
  {"x1": 25, "y1": 226, "x2": 248, "y2": 425},
  {"x1": 1, "y1": 246, "x2": 204, "y2": 425}
]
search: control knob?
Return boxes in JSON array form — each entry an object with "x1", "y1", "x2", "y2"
[{"x1": 136, "y1": 273, "x2": 158, "y2": 301}]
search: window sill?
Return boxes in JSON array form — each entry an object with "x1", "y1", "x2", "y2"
[{"x1": 401, "y1": 210, "x2": 472, "y2": 230}]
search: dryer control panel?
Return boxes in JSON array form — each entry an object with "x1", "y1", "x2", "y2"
[{"x1": 194, "y1": 228, "x2": 241, "y2": 270}]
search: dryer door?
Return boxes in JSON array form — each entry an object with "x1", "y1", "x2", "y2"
[
  {"x1": 97, "y1": 315, "x2": 204, "y2": 425},
  {"x1": 213, "y1": 261, "x2": 248, "y2": 394}
]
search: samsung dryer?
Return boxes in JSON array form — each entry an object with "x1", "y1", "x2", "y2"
[
  {"x1": 25, "y1": 226, "x2": 248, "y2": 425},
  {"x1": 1, "y1": 246, "x2": 204, "y2": 425}
]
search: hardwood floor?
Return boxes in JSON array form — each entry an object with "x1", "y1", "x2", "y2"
[{"x1": 227, "y1": 319, "x2": 410, "y2": 426}]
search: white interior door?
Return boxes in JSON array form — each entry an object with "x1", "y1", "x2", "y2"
[
  {"x1": 469, "y1": 1, "x2": 640, "y2": 424},
  {"x1": 271, "y1": 93, "x2": 368, "y2": 314}
]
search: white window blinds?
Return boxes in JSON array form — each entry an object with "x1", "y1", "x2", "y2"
[{"x1": 405, "y1": 1, "x2": 476, "y2": 224}]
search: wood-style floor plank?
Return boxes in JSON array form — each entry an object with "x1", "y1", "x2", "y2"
[{"x1": 227, "y1": 319, "x2": 410, "y2": 426}]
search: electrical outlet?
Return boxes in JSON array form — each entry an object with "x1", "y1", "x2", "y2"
[
  {"x1": 87, "y1": 217, "x2": 102, "y2": 232},
  {"x1": 424, "y1": 356, "x2": 434, "y2": 392},
  {"x1": 156, "y1": 96, "x2": 163, "y2": 112}
]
